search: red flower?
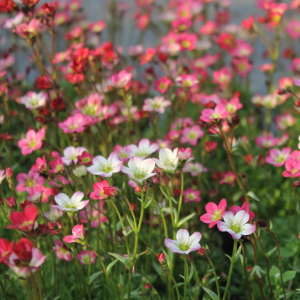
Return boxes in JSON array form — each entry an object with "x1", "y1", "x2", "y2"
[
  {"x1": 65, "y1": 73, "x2": 84, "y2": 85},
  {"x1": 0, "y1": 0, "x2": 15, "y2": 12},
  {"x1": 0, "y1": 238, "x2": 14, "y2": 263},
  {"x1": 35, "y1": 76, "x2": 52, "y2": 89},
  {"x1": 78, "y1": 151, "x2": 92, "y2": 165},
  {"x1": 7, "y1": 205, "x2": 38, "y2": 232}
]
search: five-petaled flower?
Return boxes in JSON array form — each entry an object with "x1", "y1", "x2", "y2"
[{"x1": 52, "y1": 191, "x2": 89, "y2": 212}]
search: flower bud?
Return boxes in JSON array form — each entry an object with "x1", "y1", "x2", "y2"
[
  {"x1": 257, "y1": 220, "x2": 267, "y2": 228},
  {"x1": 157, "y1": 252, "x2": 165, "y2": 263},
  {"x1": 144, "y1": 283, "x2": 151, "y2": 291}
]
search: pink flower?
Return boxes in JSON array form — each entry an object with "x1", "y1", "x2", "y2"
[
  {"x1": 6, "y1": 205, "x2": 38, "y2": 232},
  {"x1": 175, "y1": 74, "x2": 198, "y2": 88},
  {"x1": 110, "y1": 70, "x2": 132, "y2": 88},
  {"x1": 16, "y1": 170, "x2": 45, "y2": 192},
  {"x1": 180, "y1": 125, "x2": 204, "y2": 146},
  {"x1": 212, "y1": 68, "x2": 233, "y2": 88},
  {"x1": 282, "y1": 159, "x2": 300, "y2": 178},
  {"x1": 177, "y1": 148, "x2": 193, "y2": 162},
  {"x1": 286, "y1": 20, "x2": 300, "y2": 39},
  {"x1": 77, "y1": 250, "x2": 96, "y2": 265},
  {"x1": 232, "y1": 58, "x2": 252, "y2": 78},
  {"x1": 266, "y1": 148, "x2": 291, "y2": 167},
  {"x1": 230, "y1": 202, "x2": 255, "y2": 221},
  {"x1": 18, "y1": 127, "x2": 46, "y2": 155},
  {"x1": 255, "y1": 135, "x2": 279, "y2": 148},
  {"x1": 183, "y1": 188, "x2": 201, "y2": 202},
  {"x1": 200, "y1": 198, "x2": 227, "y2": 228},
  {"x1": 53, "y1": 240, "x2": 73, "y2": 261},
  {"x1": 49, "y1": 157, "x2": 65, "y2": 174},
  {"x1": 275, "y1": 114, "x2": 295, "y2": 130},
  {"x1": 217, "y1": 210, "x2": 256, "y2": 240},
  {"x1": 113, "y1": 145, "x2": 131, "y2": 161},
  {"x1": 31, "y1": 156, "x2": 47, "y2": 172},
  {"x1": 183, "y1": 162, "x2": 207, "y2": 176},
  {"x1": 154, "y1": 77, "x2": 171, "y2": 93},
  {"x1": 78, "y1": 203, "x2": 107, "y2": 227},
  {"x1": 220, "y1": 171, "x2": 236, "y2": 186},
  {"x1": 143, "y1": 97, "x2": 171, "y2": 114},
  {"x1": 64, "y1": 225, "x2": 85, "y2": 244},
  {"x1": 164, "y1": 229, "x2": 202, "y2": 254},
  {"x1": 12, "y1": 19, "x2": 44, "y2": 39},
  {"x1": 200, "y1": 103, "x2": 231, "y2": 123},
  {"x1": 90, "y1": 180, "x2": 112, "y2": 200},
  {"x1": 58, "y1": 113, "x2": 87, "y2": 133}
]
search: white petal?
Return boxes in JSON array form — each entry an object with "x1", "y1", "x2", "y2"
[
  {"x1": 176, "y1": 229, "x2": 189, "y2": 244},
  {"x1": 54, "y1": 193, "x2": 70, "y2": 206},
  {"x1": 71, "y1": 191, "x2": 84, "y2": 204},
  {"x1": 222, "y1": 211, "x2": 234, "y2": 224},
  {"x1": 234, "y1": 210, "x2": 249, "y2": 225},
  {"x1": 188, "y1": 232, "x2": 202, "y2": 244}
]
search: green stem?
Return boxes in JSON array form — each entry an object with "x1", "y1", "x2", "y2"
[
  {"x1": 206, "y1": 255, "x2": 220, "y2": 299},
  {"x1": 183, "y1": 257, "x2": 189, "y2": 300},
  {"x1": 222, "y1": 239, "x2": 238, "y2": 300},
  {"x1": 176, "y1": 172, "x2": 184, "y2": 226}
]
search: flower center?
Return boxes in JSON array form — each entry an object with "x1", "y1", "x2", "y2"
[
  {"x1": 188, "y1": 131, "x2": 197, "y2": 140},
  {"x1": 82, "y1": 105, "x2": 97, "y2": 116},
  {"x1": 133, "y1": 169, "x2": 147, "y2": 180},
  {"x1": 26, "y1": 179, "x2": 35, "y2": 187},
  {"x1": 212, "y1": 209, "x2": 221, "y2": 221},
  {"x1": 229, "y1": 222, "x2": 242, "y2": 233},
  {"x1": 28, "y1": 140, "x2": 37, "y2": 148},
  {"x1": 178, "y1": 243, "x2": 190, "y2": 251},
  {"x1": 210, "y1": 112, "x2": 222, "y2": 119}
]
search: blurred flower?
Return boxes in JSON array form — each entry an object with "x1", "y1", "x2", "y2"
[{"x1": 18, "y1": 127, "x2": 46, "y2": 155}]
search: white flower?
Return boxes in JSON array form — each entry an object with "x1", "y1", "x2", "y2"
[
  {"x1": 143, "y1": 97, "x2": 171, "y2": 114},
  {"x1": 52, "y1": 191, "x2": 89, "y2": 212},
  {"x1": 122, "y1": 156, "x2": 156, "y2": 183},
  {"x1": 87, "y1": 153, "x2": 123, "y2": 177},
  {"x1": 126, "y1": 139, "x2": 158, "y2": 158},
  {"x1": 73, "y1": 165, "x2": 87, "y2": 177},
  {"x1": 183, "y1": 162, "x2": 207, "y2": 176},
  {"x1": 154, "y1": 148, "x2": 179, "y2": 173},
  {"x1": 217, "y1": 210, "x2": 256, "y2": 240},
  {"x1": 20, "y1": 91, "x2": 47, "y2": 109},
  {"x1": 164, "y1": 229, "x2": 202, "y2": 254},
  {"x1": 62, "y1": 146, "x2": 87, "y2": 166}
]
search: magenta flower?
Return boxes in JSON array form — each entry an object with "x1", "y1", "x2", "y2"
[
  {"x1": 282, "y1": 159, "x2": 300, "y2": 178},
  {"x1": 164, "y1": 229, "x2": 202, "y2": 254},
  {"x1": 58, "y1": 113, "x2": 87, "y2": 133},
  {"x1": 90, "y1": 180, "x2": 111, "y2": 200},
  {"x1": 64, "y1": 225, "x2": 85, "y2": 244},
  {"x1": 16, "y1": 170, "x2": 45, "y2": 193},
  {"x1": 266, "y1": 148, "x2": 291, "y2": 167},
  {"x1": 200, "y1": 103, "x2": 231, "y2": 123},
  {"x1": 53, "y1": 240, "x2": 73, "y2": 261},
  {"x1": 217, "y1": 210, "x2": 256, "y2": 240},
  {"x1": 230, "y1": 202, "x2": 255, "y2": 222},
  {"x1": 200, "y1": 198, "x2": 227, "y2": 228},
  {"x1": 154, "y1": 77, "x2": 171, "y2": 93},
  {"x1": 77, "y1": 250, "x2": 96, "y2": 265},
  {"x1": 180, "y1": 125, "x2": 204, "y2": 146},
  {"x1": 183, "y1": 188, "x2": 201, "y2": 202},
  {"x1": 18, "y1": 127, "x2": 46, "y2": 155},
  {"x1": 220, "y1": 171, "x2": 236, "y2": 186}
]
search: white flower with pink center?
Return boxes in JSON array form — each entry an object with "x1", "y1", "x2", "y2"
[{"x1": 164, "y1": 229, "x2": 202, "y2": 254}]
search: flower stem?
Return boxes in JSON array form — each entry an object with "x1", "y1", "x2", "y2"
[
  {"x1": 222, "y1": 239, "x2": 238, "y2": 300},
  {"x1": 206, "y1": 255, "x2": 220, "y2": 299},
  {"x1": 183, "y1": 257, "x2": 189, "y2": 300}
]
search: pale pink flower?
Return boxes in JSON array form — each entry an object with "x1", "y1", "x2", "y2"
[
  {"x1": 122, "y1": 156, "x2": 156, "y2": 183},
  {"x1": 75, "y1": 93, "x2": 103, "y2": 118},
  {"x1": 232, "y1": 58, "x2": 252, "y2": 78},
  {"x1": 58, "y1": 113, "x2": 87, "y2": 133},
  {"x1": 143, "y1": 97, "x2": 171, "y2": 113},
  {"x1": 113, "y1": 145, "x2": 131, "y2": 161},
  {"x1": 52, "y1": 191, "x2": 89, "y2": 212},
  {"x1": 286, "y1": 20, "x2": 300, "y2": 39},
  {"x1": 212, "y1": 68, "x2": 233, "y2": 87},
  {"x1": 16, "y1": 170, "x2": 45, "y2": 193},
  {"x1": 180, "y1": 125, "x2": 204, "y2": 146},
  {"x1": 200, "y1": 103, "x2": 230, "y2": 123},
  {"x1": 53, "y1": 240, "x2": 73, "y2": 261},
  {"x1": 77, "y1": 250, "x2": 96, "y2": 265},
  {"x1": 177, "y1": 148, "x2": 193, "y2": 162},
  {"x1": 217, "y1": 210, "x2": 256, "y2": 240},
  {"x1": 64, "y1": 225, "x2": 85, "y2": 244},
  {"x1": 44, "y1": 207, "x2": 63, "y2": 220},
  {"x1": 255, "y1": 135, "x2": 279, "y2": 148},
  {"x1": 87, "y1": 153, "x2": 123, "y2": 177},
  {"x1": 275, "y1": 114, "x2": 295, "y2": 130},
  {"x1": 110, "y1": 70, "x2": 132, "y2": 88},
  {"x1": 62, "y1": 146, "x2": 87, "y2": 166},
  {"x1": 175, "y1": 74, "x2": 198, "y2": 88},
  {"x1": 164, "y1": 229, "x2": 202, "y2": 254},
  {"x1": 20, "y1": 91, "x2": 47, "y2": 109},
  {"x1": 126, "y1": 139, "x2": 158, "y2": 158},
  {"x1": 200, "y1": 199, "x2": 227, "y2": 228},
  {"x1": 230, "y1": 202, "x2": 255, "y2": 221},
  {"x1": 12, "y1": 19, "x2": 44, "y2": 39},
  {"x1": 266, "y1": 148, "x2": 291, "y2": 167},
  {"x1": 220, "y1": 171, "x2": 236, "y2": 186},
  {"x1": 183, "y1": 188, "x2": 201, "y2": 202},
  {"x1": 3, "y1": 12, "x2": 25, "y2": 29},
  {"x1": 183, "y1": 162, "x2": 207, "y2": 176},
  {"x1": 18, "y1": 127, "x2": 46, "y2": 155}
]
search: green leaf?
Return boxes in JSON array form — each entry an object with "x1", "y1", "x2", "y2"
[
  {"x1": 266, "y1": 247, "x2": 276, "y2": 258},
  {"x1": 106, "y1": 259, "x2": 118, "y2": 275},
  {"x1": 234, "y1": 245, "x2": 242, "y2": 262},
  {"x1": 282, "y1": 271, "x2": 296, "y2": 283},
  {"x1": 231, "y1": 137, "x2": 241, "y2": 153},
  {"x1": 187, "y1": 263, "x2": 194, "y2": 283},
  {"x1": 122, "y1": 229, "x2": 133, "y2": 236},
  {"x1": 246, "y1": 191, "x2": 260, "y2": 201},
  {"x1": 144, "y1": 195, "x2": 153, "y2": 208},
  {"x1": 126, "y1": 215, "x2": 136, "y2": 231},
  {"x1": 176, "y1": 213, "x2": 196, "y2": 227},
  {"x1": 202, "y1": 287, "x2": 219, "y2": 300},
  {"x1": 88, "y1": 271, "x2": 103, "y2": 284},
  {"x1": 108, "y1": 252, "x2": 131, "y2": 268},
  {"x1": 159, "y1": 186, "x2": 169, "y2": 199}
]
